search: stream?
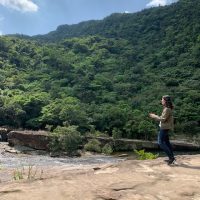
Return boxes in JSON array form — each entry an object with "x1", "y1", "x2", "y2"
[
  {"x1": 0, "y1": 142, "x2": 124, "y2": 168},
  {"x1": 1, "y1": 142, "x2": 199, "y2": 169}
]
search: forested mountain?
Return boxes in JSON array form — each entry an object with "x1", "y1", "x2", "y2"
[
  {"x1": 32, "y1": 0, "x2": 200, "y2": 45},
  {"x1": 1, "y1": 0, "x2": 199, "y2": 140}
]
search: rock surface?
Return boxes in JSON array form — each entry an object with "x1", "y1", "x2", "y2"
[
  {"x1": 87, "y1": 136, "x2": 200, "y2": 151},
  {"x1": 0, "y1": 127, "x2": 10, "y2": 142},
  {"x1": 0, "y1": 154, "x2": 200, "y2": 200},
  {"x1": 7, "y1": 130, "x2": 50, "y2": 150},
  {"x1": 7, "y1": 130, "x2": 200, "y2": 151}
]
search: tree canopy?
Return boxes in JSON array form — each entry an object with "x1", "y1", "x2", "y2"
[{"x1": 1, "y1": 0, "x2": 199, "y2": 140}]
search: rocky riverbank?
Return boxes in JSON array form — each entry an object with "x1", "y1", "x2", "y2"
[
  {"x1": 5, "y1": 129, "x2": 200, "y2": 152},
  {"x1": 0, "y1": 141, "x2": 200, "y2": 200},
  {"x1": 0, "y1": 142, "x2": 123, "y2": 181}
]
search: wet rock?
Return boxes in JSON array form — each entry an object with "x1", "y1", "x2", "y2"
[
  {"x1": 50, "y1": 150, "x2": 82, "y2": 157},
  {"x1": 50, "y1": 152, "x2": 60, "y2": 157},
  {"x1": 5, "y1": 148, "x2": 21, "y2": 154},
  {"x1": 117, "y1": 154, "x2": 129, "y2": 157}
]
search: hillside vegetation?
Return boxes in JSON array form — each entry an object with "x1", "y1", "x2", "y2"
[{"x1": 1, "y1": 0, "x2": 199, "y2": 140}]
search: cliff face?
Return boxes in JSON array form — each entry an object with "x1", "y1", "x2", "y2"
[{"x1": 0, "y1": 154, "x2": 200, "y2": 200}]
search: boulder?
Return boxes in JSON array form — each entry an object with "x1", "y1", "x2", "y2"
[
  {"x1": 7, "y1": 130, "x2": 50, "y2": 150},
  {"x1": 0, "y1": 127, "x2": 11, "y2": 142}
]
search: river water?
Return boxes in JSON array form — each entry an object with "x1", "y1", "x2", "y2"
[
  {"x1": 0, "y1": 142, "x2": 124, "y2": 168},
  {"x1": 1, "y1": 142, "x2": 199, "y2": 169}
]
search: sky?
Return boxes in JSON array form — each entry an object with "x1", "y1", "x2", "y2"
[{"x1": 0, "y1": 0, "x2": 177, "y2": 36}]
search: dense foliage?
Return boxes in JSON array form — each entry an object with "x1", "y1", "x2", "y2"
[{"x1": 1, "y1": 0, "x2": 200, "y2": 140}]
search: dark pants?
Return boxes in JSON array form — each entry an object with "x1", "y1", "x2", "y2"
[{"x1": 158, "y1": 129, "x2": 174, "y2": 160}]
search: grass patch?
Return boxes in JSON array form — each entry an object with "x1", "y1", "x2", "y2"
[
  {"x1": 13, "y1": 166, "x2": 44, "y2": 181},
  {"x1": 134, "y1": 149, "x2": 159, "y2": 160}
]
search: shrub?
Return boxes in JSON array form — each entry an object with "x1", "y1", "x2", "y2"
[
  {"x1": 95, "y1": 130, "x2": 109, "y2": 137},
  {"x1": 84, "y1": 139, "x2": 101, "y2": 153},
  {"x1": 102, "y1": 143, "x2": 113, "y2": 155},
  {"x1": 49, "y1": 125, "x2": 82, "y2": 155},
  {"x1": 134, "y1": 149, "x2": 159, "y2": 160}
]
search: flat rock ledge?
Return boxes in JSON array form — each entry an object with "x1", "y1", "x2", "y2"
[
  {"x1": 86, "y1": 136, "x2": 200, "y2": 151},
  {"x1": 0, "y1": 154, "x2": 200, "y2": 200}
]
